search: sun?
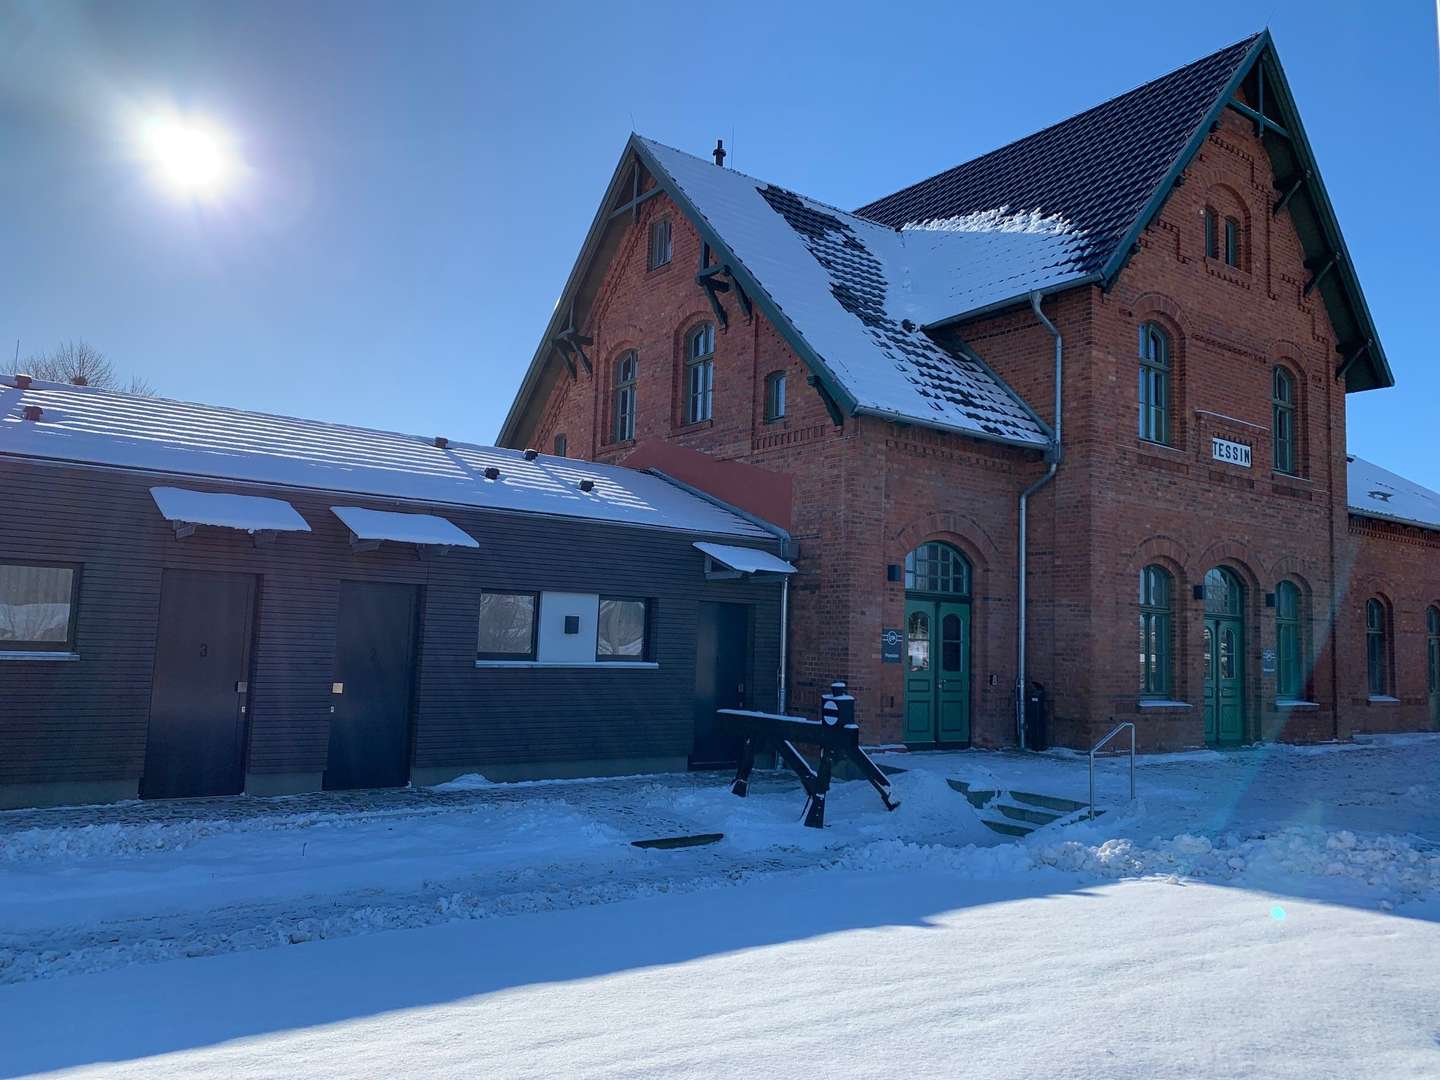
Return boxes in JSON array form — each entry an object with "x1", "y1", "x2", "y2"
[{"x1": 138, "y1": 114, "x2": 237, "y2": 198}]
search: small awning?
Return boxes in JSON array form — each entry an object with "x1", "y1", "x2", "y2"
[
  {"x1": 331, "y1": 506, "x2": 479, "y2": 550},
  {"x1": 694, "y1": 541, "x2": 796, "y2": 575},
  {"x1": 150, "y1": 486, "x2": 311, "y2": 540}
]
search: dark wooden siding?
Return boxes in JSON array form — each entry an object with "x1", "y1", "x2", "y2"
[{"x1": 0, "y1": 456, "x2": 783, "y2": 786}]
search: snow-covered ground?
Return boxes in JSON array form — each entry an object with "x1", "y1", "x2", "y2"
[{"x1": 3, "y1": 734, "x2": 1438, "y2": 1078}]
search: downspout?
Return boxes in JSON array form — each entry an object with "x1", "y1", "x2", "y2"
[
  {"x1": 1017, "y1": 291, "x2": 1063, "y2": 749},
  {"x1": 778, "y1": 574, "x2": 790, "y2": 714}
]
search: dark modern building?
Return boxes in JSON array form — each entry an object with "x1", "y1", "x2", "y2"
[{"x1": 0, "y1": 374, "x2": 794, "y2": 809}]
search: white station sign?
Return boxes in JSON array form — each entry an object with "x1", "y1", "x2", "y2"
[{"x1": 1211, "y1": 436, "x2": 1253, "y2": 468}]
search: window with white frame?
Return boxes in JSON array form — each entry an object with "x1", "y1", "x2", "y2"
[{"x1": 612, "y1": 351, "x2": 637, "y2": 443}]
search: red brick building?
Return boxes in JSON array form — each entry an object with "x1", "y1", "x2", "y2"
[{"x1": 500, "y1": 32, "x2": 1439, "y2": 752}]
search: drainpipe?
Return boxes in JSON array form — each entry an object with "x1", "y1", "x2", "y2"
[
  {"x1": 1017, "y1": 291, "x2": 1063, "y2": 749},
  {"x1": 778, "y1": 573, "x2": 790, "y2": 714}
]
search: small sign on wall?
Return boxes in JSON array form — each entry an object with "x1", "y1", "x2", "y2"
[
  {"x1": 1262, "y1": 649, "x2": 1277, "y2": 674},
  {"x1": 1212, "y1": 436, "x2": 1253, "y2": 468},
  {"x1": 881, "y1": 628, "x2": 902, "y2": 664}
]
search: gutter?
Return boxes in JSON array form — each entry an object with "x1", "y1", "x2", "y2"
[{"x1": 1016, "y1": 291, "x2": 1063, "y2": 749}]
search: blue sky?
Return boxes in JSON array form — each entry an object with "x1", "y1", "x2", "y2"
[{"x1": 3, "y1": 1, "x2": 1437, "y2": 483}]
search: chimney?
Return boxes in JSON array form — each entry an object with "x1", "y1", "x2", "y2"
[
  {"x1": 14, "y1": 373, "x2": 32, "y2": 389},
  {"x1": 523, "y1": 448, "x2": 539, "y2": 461},
  {"x1": 433, "y1": 436, "x2": 449, "y2": 449},
  {"x1": 71, "y1": 375, "x2": 88, "y2": 387},
  {"x1": 22, "y1": 405, "x2": 43, "y2": 421},
  {"x1": 712, "y1": 139, "x2": 726, "y2": 167}
]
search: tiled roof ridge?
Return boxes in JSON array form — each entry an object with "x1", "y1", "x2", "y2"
[{"x1": 853, "y1": 32, "x2": 1261, "y2": 221}]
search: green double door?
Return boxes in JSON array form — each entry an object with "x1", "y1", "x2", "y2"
[
  {"x1": 903, "y1": 598, "x2": 970, "y2": 744},
  {"x1": 1203, "y1": 615, "x2": 1244, "y2": 745}
]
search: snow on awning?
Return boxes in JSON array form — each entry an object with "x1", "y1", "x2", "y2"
[
  {"x1": 694, "y1": 542, "x2": 796, "y2": 575},
  {"x1": 150, "y1": 486, "x2": 311, "y2": 541},
  {"x1": 330, "y1": 506, "x2": 479, "y2": 551}
]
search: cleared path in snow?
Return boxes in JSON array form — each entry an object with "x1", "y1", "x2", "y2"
[{"x1": 3, "y1": 870, "x2": 1437, "y2": 1079}]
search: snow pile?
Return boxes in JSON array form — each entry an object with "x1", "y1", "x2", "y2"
[
  {"x1": 1033, "y1": 826, "x2": 1440, "y2": 906},
  {"x1": 902, "y1": 205, "x2": 1077, "y2": 236}
]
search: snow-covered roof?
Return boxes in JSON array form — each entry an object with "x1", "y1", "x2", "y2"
[
  {"x1": 331, "y1": 506, "x2": 479, "y2": 548},
  {"x1": 1347, "y1": 455, "x2": 1440, "y2": 532},
  {"x1": 0, "y1": 376, "x2": 773, "y2": 540},
  {"x1": 637, "y1": 138, "x2": 1069, "y2": 448},
  {"x1": 693, "y1": 542, "x2": 797, "y2": 575},
  {"x1": 150, "y1": 487, "x2": 312, "y2": 534}
]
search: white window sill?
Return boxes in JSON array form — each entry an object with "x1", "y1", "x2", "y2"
[
  {"x1": 474, "y1": 660, "x2": 659, "y2": 670},
  {"x1": 0, "y1": 650, "x2": 80, "y2": 661},
  {"x1": 1138, "y1": 699, "x2": 1192, "y2": 709},
  {"x1": 1367, "y1": 695, "x2": 1400, "y2": 704},
  {"x1": 1276, "y1": 699, "x2": 1319, "y2": 709}
]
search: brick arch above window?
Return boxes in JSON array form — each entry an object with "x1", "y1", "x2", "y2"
[
  {"x1": 1126, "y1": 534, "x2": 1191, "y2": 580},
  {"x1": 891, "y1": 512, "x2": 999, "y2": 578},
  {"x1": 1193, "y1": 542, "x2": 1265, "y2": 595},
  {"x1": 1202, "y1": 182, "x2": 1251, "y2": 271}
]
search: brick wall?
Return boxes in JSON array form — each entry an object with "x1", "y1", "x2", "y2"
[{"x1": 516, "y1": 109, "x2": 1433, "y2": 749}]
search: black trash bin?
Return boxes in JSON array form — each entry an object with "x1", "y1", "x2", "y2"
[{"x1": 1024, "y1": 682, "x2": 1048, "y2": 750}]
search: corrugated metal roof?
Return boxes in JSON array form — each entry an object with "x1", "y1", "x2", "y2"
[{"x1": 0, "y1": 376, "x2": 774, "y2": 540}]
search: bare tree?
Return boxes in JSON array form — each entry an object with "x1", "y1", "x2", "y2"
[{"x1": 23, "y1": 340, "x2": 154, "y2": 394}]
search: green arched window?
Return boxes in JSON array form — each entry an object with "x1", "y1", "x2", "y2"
[
  {"x1": 1140, "y1": 565, "x2": 1173, "y2": 698},
  {"x1": 1204, "y1": 567, "x2": 1243, "y2": 616},
  {"x1": 1366, "y1": 598, "x2": 1390, "y2": 696},
  {"x1": 1138, "y1": 323, "x2": 1170, "y2": 444},
  {"x1": 1427, "y1": 606, "x2": 1439, "y2": 701},
  {"x1": 1273, "y1": 367, "x2": 1296, "y2": 475},
  {"x1": 1276, "y1": 580, "x2": 1304, "y2": 700},
  {"x1": 904, "y1": 542, "x2": 970, "y2": 596}
]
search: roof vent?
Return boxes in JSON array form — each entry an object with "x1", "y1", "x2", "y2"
[
  {"x1": 434, "y1": 436, "x2": 449, "y2": 449},
  {"x1": 483, "y1": 466, "x2": 501, "y2": 481},
  {"x1": 22, "y1": 405, "x2": 43, "y2": 421},
  {"x1": 523, "y1": 448, "x2": 538, "y2": 461},
  {"x1": 712, "y1": 139, "x2": 726, "y2": 167},
  {"x1": 579, "y1": 479, "x2": 595, "y2": 493},
  {"x1": 71, "y1": 375, "x2": 87, "y2": 387},
  {"x1": 14, "y1": 373, "x2": 32, "y2": 389},
  {"x1": 901, "y1": 319, "x2": 916, "y2": 332},
  {"x1": 1369, "y1": 490, "x2": 1393, "y2": 502}
]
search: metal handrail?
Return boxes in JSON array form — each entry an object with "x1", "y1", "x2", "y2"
[{"x1": 1088, "y1": 721, "x2": 1136, "y2": 820}]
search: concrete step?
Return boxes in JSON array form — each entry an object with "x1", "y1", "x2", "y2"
[
  {"x1": 978, "y1": 817, "x2": 1033, "y2": 837},
  {"x1": 992, "y1": 801, "x2": 1066, "y2": 827},
  {"x1": 1006, "y1": 789, "x2": 1090, "y2": 815},
  {"x1": 948, "y1": 777, "x2": 1097, "y2": 836}
]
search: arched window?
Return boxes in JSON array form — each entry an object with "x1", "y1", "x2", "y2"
[
  {"x1": 1138, "y1": 323, "x2": 1170, "y2": 444},
  {"x1": 685, "y1": 324, "x2": 714, "y2": 424},
  {"x1": 1427, "y1": 606, "x2": 1440, "y2": 705},
  {"x1": 611, "y1": 351, "x2": 637, "y2": 443},
  {"x1": 1140, "y1": 565, "x2": 1173, "y2": 698},
  {"x1": 1224, "y1": 217, "x2": 1241, "y2": 268},
  {"x1": 904, "y1": 542, "x2": 970, "y2": 596},
  {"x1": 1204, "y1": 567, "x2": 1244, "y2": 617},
  {"x1": 1366, "y1": 598, "x2": 1390, "y2": 696},
  {"x1": 1204, "y1": 207, "x2": 1219, "y2": 259},
  {"x1": 1273, "y1": 367, "x2": 1296, "y2": 475},
  {"x1": 764, "y1": 370, "x2": 787, "y2": 421},
  {"x1": 1276, "y1": 580, "x2": 1305, "y2": 700}
]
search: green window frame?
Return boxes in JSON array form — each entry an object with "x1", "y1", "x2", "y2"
[
  {"x1": 1273, "y1": 367, "x2": 1296, "y2": 475},
  {"x1": 764, "y1": 370, "x2": 787, "y2": 421},
  {"x1": 1276, "y1": 580, "x2": 1305, "y2": 700},
  {"x1": 1224, "y1": 217, "x2": 1240, "y2": 267},
  {"x1": 1138, "y1": 323, "x2": 1170, "y2": 444},
  {"x1": 1427, "y1": 606, "x2": 1440, "y2": 697},
  {"x1": 904, "y1": 542, "x2": 970, "y2": 596},
  {"x1": 476, "y1": 591, "x2": 538, "y2": 661},
  {"x1": 0, "y1": 562, "x2": 81, "y2": 651},
  {"x1": 648, "y1": 217, "x2": 672, "y2": 270},
  {"x1": 611, "y1": 351, "x2": 637, "y2": 443},
  {"x1": 1204, "y1": 207, "x2": 1219, "y2": 259},
  {"x1": 1140, "y1": 565, "x2": 1173, "y2": 698},
  {"x1": 1366, "y1": 597, "x2": 1389, "y2": 696},
  {"x1": 685, "y1": 323, "x2": 714, "y2": 424},
  {"x1": 553, "y1": 433, "x2": 567, "y2": 457}
]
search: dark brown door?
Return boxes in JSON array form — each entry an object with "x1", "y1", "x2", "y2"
[
  {"x1": 141, "y1": 569, "x2": 257, "y2": 799},
  {"x1": 324, "y1": 581, "x2": 419, "y2": 790},
  {"x1": 690, "y1": 601, "x2": 750, "y2": 769}
]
